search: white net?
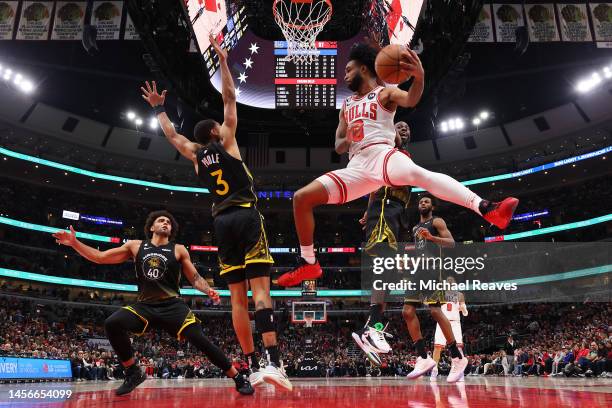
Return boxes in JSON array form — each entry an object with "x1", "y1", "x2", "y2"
[{"x1": 273, "y1": 0, "x2": 333, "y2": 64}]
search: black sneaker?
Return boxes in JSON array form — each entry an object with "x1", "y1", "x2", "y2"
[
  {"x1": 232, "y1": 373, "x2": 255, "y2": 395},
  {"x1": 115, "y1": 364, "x2": 146, "y2": 396}
]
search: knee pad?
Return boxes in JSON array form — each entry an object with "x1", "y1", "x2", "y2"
[{"x1": 254, "y1": 308, "x2": 275, "y2": 334}]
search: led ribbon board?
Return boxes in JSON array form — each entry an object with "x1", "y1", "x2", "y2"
[{"x1": 1, "y1": 145, "x2": 610, "y2": 193}]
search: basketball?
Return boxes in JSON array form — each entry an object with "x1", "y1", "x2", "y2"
[{"x1": 375, "y1": 44, "x2": 410, "y2": 84}]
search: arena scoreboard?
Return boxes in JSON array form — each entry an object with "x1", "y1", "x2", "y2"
[{"x1": 274, "y1": 41, "x2": 337, "y2": 109}]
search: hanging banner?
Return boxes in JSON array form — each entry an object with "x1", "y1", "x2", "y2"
[
  {"x1": 493, "y1": 3, "x2": 525, "y2": 42},
  {"x1": 557, "y1": 3, "x2": 593, "y2": 41},
  {"x1": 525, "y1": 3, "x2": 560, "y2": 42},
  {"x1": 589, "y1": 3, "x2": 612, "y2": 42},
  {"x1": 123, "y1": 11, "x2": 139, "y2": 40},
  {"x1": 468, "y1": 4, "x2": 494, "y2": 42},
  {"x1": 16, "y1": 1, "x2": 53, "y2": 40},
  {"x1": 51, "y1": 1, "x2": 85, "y2": 40},
  {"x1": 91, "y1": 1, "x2": 122, "y2": 40},
  {"x1": 0, "y1": 1, "x2": 18, "y2": 40}
]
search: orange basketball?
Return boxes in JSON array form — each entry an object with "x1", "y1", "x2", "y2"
[{"x1": 375, "y1": 44, "x2": 410, "y2": 84}]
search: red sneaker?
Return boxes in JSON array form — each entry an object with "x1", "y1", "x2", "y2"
[
  {"x1": 482, "y1": 197, "x2": 519, "y2": 230},
  {"x1": 277, "y1": 258, "x2": 322, "y2": 287}
]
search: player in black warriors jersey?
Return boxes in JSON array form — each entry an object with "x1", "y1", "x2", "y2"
[
  {"x1": 141, "y1": 34, "x2": 291, "y2": 391},
  {"x1": 352, "y1": 122, "x2": 412, "y2": 365},
  {"x1": 402, "y1": 195, "x2": 468, "y2": 382},
  {"x1": 52, "y1": 211, "x2": 253, "y2": 396}
]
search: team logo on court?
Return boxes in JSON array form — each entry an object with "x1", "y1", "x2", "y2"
[{"x1": 142, "y1": 254, "x2": 168, "y2": 281}]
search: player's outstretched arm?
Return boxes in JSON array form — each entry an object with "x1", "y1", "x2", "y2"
[
  {"x1": 209, "y1": 34, "x2": 240, "y2": 158},
  {"x1": 335, "y1": 106, "x2": 350, "y2": 154},
  {"x1": 52, "y1": 226, "x2": 136, "y2": 264},
  {"x1": 141, "y1": 81, "x2": 199, "y2": 163},
  {"x1": 177, "y1": 245, "x2": 220, "y2": 302},
  {"x1": 385, "y1": 48, "x2": 425, "y2": 108}
]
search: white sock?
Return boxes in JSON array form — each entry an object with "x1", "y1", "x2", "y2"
[{"x1": 300, "y1": 245, "x2": 316, "y2": 264}]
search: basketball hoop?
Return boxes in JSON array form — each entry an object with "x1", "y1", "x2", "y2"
[
  {"x1": 273, "y1": 0, "x2": 333, "y2": 64},
  {"x1": 304, "y1": 315, "x2": 314, "y2": 328}
]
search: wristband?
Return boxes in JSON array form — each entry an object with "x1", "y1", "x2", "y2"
[{"x1": 153, "y1": 105, "x2": 165, "y2": 115}]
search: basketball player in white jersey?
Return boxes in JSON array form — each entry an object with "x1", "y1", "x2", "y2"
[
  {"x1": 431, "y1": 276, "x2": 468, "y2": 382},
  {"x1": 277, "y1": 43, "x2": 518, "y2": 287}
]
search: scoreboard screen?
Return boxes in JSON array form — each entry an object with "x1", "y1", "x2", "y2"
[{"x1": 274, "y1": 41, "x2": 337, "y2": 109}]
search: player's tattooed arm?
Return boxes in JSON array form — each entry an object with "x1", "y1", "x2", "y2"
[
  {"x1": 177, "y1": 245, "x2": 220, "y2": 302},
  {"x1": 335, "y1": 105, "x2": 350, "y2": 154},
  {"x1": 53, "y1": 226, "x2": 136, "y2": 264},
  {"x1": 141, "y1": 81, "x2": 199, "y2": 163}
]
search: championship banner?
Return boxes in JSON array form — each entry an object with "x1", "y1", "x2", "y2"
[
  {"x1": 525, "y1": 3, "x2": 559, "y2": 42},
  {"x1": 16, "y1": 1, "x2": 53, "y2": 40},
  {"x1": 51, "y1": 1, "x2": 85, "y2": 40},
  {"x1": 123, "y1": 11, "x2": 139, "y2": 40},
  {"x1": 557, "y1": 3, "x2": 593, "y2": 41},
  {"x1": 0, "y1": 1, "x2": 18, "y2": 40},
  {"x1": 468, "y1": 3, "x2": 494, "y2": 42},
  {"x1": 91, "y1": 0, "x2": 122, "y2": 40},
  {"x1": 493, "y1": 3, "x2": 525, "y2": 42},
  {"x1": 589, "y1": 3, "x2": 612, "y2": 42}
]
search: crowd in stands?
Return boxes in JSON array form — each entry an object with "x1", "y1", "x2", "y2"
[
  {"x1": 1, "y1": 174, "x2": 610, "y2": 291},
  {"x1": 1, "y1": 295, "x2": 610, "y2": 381}
]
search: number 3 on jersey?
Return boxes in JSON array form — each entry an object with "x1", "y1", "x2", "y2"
[{"x1": 210, "y1": 169, "x2": 229, "y2": 195}]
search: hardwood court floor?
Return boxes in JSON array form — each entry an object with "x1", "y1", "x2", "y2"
[{"x1": 1, "y1": 376, "x2": 611, "y2": 407}]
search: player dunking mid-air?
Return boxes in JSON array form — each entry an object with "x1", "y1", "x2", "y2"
[
  {"x1": 52, "y1": 211, "x2": 254, "y2": 396},
  {"x1": 403, "y1": 195, "x2": 467, "y2": 383},
  {"x1": 352, "y1": 121, "x2": 412, "y2": 365},
  {"x1": 431, "y1": 275, "x2": 468, "y2": 382},
  {"x1": 140, "y1": 34, "x2": 292, "y2": 391},
  {"x1": 277, "y1": 43, "x2": 518, "y2": 287}
]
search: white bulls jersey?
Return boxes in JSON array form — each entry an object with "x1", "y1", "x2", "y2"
[
  {"x1": 442, "y1": 290, "x2": 462, "y2": 322},
  {"x1": 342, "y1": 86, "x2": 396, "y2": 159}
]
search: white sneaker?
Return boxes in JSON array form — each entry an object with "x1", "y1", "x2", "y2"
[
  {"x1": 262, "y1": 364, "x2": 293, "y2": 391},
  {"x1": 430, "y1": 365, "x2": 438, "y2": 382},
  {"x1": 364, "y1": 324, "x2": 393, "y2": 354},
  {"x1": 249, "y1": 369, "x2": 266, "y2": 387},
  {"x1": 447, "y1": 357, "x2": 468, "y2": 383},
  {"x1": 407, "y1": 357, "x2": 437, "y2": 379},
  {"x1": 351, "y1": 330, "x2": 383, "y2": 366}
]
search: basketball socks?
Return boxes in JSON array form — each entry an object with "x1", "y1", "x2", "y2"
[
  {"x1": 300, "y1": 245, "x2": 316, "y2": 264},
  {"x1": 447, "y1": 341, "x2": 463, "y2": 359},
  {"x1": 367, "y1": 303, "x2": 385, "y2": 328},
  {"x1": 265, "y1": 345, "x2": 281, "y2": 367},
  {"x1": 414, "y1": 338, "x2": 427, "y2": 359},
  {"x1": 246, "y1": 352, "x2": 259, "y2": 371}
]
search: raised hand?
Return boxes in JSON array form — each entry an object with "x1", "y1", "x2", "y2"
[
  {"x1": 52, "y1": 225, "x2": 77, "y2": 247},
  {"x1": 399, "y1": 48, "x2": 424, "y2": 80},
  {"x1": 141, "y1": 81, "x2": 167, "y2": 107},
  {"x1": 209, "y1": 33, "x2": 228, "y2": 61}
]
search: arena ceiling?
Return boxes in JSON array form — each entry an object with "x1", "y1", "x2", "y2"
[{"x1": 1, "y1": 0, "x2": 610, "y2": 147}]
